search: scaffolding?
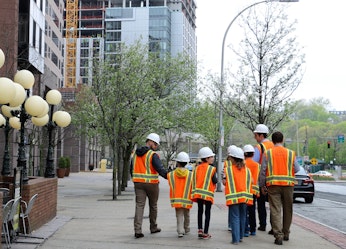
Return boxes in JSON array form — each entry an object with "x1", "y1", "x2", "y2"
[{"x1": 65, "y1": 0, "x2": 78, "y2": 88}]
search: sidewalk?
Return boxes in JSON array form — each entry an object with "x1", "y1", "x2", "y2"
[{"x1": 5, "y1": 170, "x2": 343, "y2": 249}]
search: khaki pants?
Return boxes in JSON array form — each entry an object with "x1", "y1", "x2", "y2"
[
  {"x1": 267, "y1": 185, "x2": 294, "y2": 239},
  {"x1": 134, "y1": 182, "x2": 159, "y2": 234},
  {"x1": 175, "y1": 208, "x2": 190, "y2": 235}
]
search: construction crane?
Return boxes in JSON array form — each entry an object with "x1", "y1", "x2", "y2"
[{"x1": 65, "y1": 0, "x2": 78, "y2": 88}]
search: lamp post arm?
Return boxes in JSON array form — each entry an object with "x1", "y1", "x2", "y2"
[{"x1": 217, "y1": 0, "x2": 268, "y2": 192}]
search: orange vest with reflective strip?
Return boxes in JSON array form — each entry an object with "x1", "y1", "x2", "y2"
[
  {"x1": 265, "y1": 146, "x2": 295, "y2": 186},
  {"x1": 168, "y1": 169, "x2": 193, "y2": 209},
  {"x1": 224, "y1": 161, "x2": 253, "y2": 205},
  {"x1": 256, "y1": 140, "x2": 274, "y2": 164},
  {"x1": 132, "y1": 150, "x2": 159, "y2": 183},
  {"x1": 245, "y1": 158, "x2": 260, "y2": 197},
  {"x1": 191, "y1": 162, "x2": 216, "y2": 203}
]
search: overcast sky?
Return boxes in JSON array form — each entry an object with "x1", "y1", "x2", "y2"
[{"x1": 196, "y1": 0, "x2": 346, "y2": 111}]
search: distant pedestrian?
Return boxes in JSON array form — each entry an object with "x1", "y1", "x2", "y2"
[
  {"x1": 130, "y1": 133, "x2": 168, "y2": 239},
  {"x1": 253, "y1": 124, "x2": 274, "y2": 232},
  {"x1": 167, "y1": 152, "x2": 193, "y2": 238},
  {"x1": 243, "y1": 144, "x2": 260, "y2": 237},
  {"x1": 259, "y1": 131, "x2": 300, "y2": 245},
  {"x1": 223, "y1": 146, "x2": 253, "y2": 245},
  {"x1": 192, "y1": 147, "x2": 217, "y2": 240}
]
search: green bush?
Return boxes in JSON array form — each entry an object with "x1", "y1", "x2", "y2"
[
  {"x1": 311, "y1": 175, "x2": 335, "y2": 181},
  {"x1": 58, "y1": 156, "x2": 70, "y2": 169}
]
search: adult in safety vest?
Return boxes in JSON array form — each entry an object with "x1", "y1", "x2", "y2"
[
  {"x1": 243, "y1": 144, "x2": 260, "y2": 237},
  {"x1": 253, "y1": 124, "x2": 274, "y2": 232},
  {"x1": 223, "y1": 146, "x2": 253, "y2": 245},
  {"x1": 259, "y1": 131, "x2": 300, "y2": 245},
  {"x1": 130, "y1": 133, "x2": 168, "y2": 239},
  {"x1": 191, "y1": 147, "x2": 217, "y2": 240},
  {"x1": 167, "y1": 152, "x2": 193, "y2": 238}
]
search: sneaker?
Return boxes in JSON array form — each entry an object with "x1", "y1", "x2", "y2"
[
  {"x1": 250, "y1": 231, "x2": 256, "y2": 236},
  {"x1": 202, "y1": 233, "x2": 211, "y2": 240},
  {"x1": 198, "y1": 229, "x2": 203, "y2": 238},
  {"x1": 134, "y1": 233, "x2": 144, "y2": 238},
  {"x1": 283, "y1": 235, "x2": 289, "y2": 241},
  {"x1": 228, "y1": 227, "x2": 232, "y2": 232},
  {"x1": 178, "y1": 233, "x2": 184, "y2": 238},
  {"x1": 258, "y1": 226, "x2": 266, "y2": 231},
  {"x1": 268, "y1": 229, "x2": 274, "y2": 235},
  {"x1": 244, "y1": 232, "x2": 249, "y2": 237},
  {"x1": 274, "y1": 238, "x2": 283, "y2": 245},
  {"x1": 151, "y1": 228, "x2": 161, "y2": 234}
]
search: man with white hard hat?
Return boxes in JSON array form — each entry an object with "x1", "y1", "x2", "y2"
[
  {"x1": 253, "y1": 124, "x2": 274, "y2": 232},
  {"x1": 131, "y1": 132, "x2": 168, "y2": 239}
]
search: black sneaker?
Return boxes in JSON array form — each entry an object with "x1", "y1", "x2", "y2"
[
  {"x1": 274, "y1": 238, "x2": 283, "y2": 245},
  {"x1": 151, "y1": 228, "x2": 161, "y2": 234},
  {"x1": 135, "y1": 233, "x2": 144, "y2": 238}
]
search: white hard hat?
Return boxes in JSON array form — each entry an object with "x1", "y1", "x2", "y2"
[
  {"x1": 229, "y1": 146, "x2": 244, "y2": 160},
  {"x1": 253, "y1": 124, "x2": 269, "y2": 134},
  {"x1": 227, "y1": 145, "x2": 237, "y2": 156},
  {"x1": 175, "y1": 152, "x2": 190, "y2": 163},
  {"x1": 243, "y1": 144, "x2": 255, "y2": 153},
  {"x1": 146, "y1": 133, "x2": 160, "y2": 145},
  {"x1": 198, "y1": 147, "x2": 215, "y2": 159}
]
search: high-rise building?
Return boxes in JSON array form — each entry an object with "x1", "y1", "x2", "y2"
[{"x1": 67, "y1": 0, "x2": 197, "y2": 86}]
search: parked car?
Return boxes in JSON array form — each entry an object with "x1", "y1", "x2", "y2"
[
  {"x1": 294, "y1": 166, "x2": 315, "y2": 203},
  {"x1": 311, "y1": 170, "x2": 333, "y2": 177}
]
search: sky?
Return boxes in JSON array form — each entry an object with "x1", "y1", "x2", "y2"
[{"x1": 196, "y1": 0, "x2": 346, "y2": 111}]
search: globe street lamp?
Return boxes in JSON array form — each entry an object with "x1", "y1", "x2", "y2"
[
  {"x1": 216, "y1": 0, "x2": 299, "y2": 192},
  {"x1": 42, "y1": 89, "x2": 71, "y2": 178}
]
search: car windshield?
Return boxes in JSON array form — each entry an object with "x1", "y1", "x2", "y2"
[{"x1": 296, "y1": 166, "x2": 307, "y2": 176}]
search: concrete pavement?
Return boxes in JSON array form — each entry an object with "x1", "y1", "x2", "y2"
[{"x1": 5, "y1": 169, "x2": 344, "y2": 249}]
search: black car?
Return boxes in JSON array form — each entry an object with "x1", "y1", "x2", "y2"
[{"x1": 293, "y1": 166, "x2": 315, "y2": 203}]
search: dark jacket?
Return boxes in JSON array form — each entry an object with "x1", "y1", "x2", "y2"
[{"x1": 130, "y1": 146, "x2": 167, "y2": 179}]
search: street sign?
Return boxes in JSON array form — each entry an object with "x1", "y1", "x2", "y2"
[
  {"x1": 337, "y1": 134, "x2": 344, "y2": 143},
  {"x1": 310, "y1": 158, "x2": 318, "y2": 165}
]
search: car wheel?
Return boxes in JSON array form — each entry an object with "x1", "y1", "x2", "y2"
[{"x1": 305, "y1": 196, "x2": 313, "y2": 203}]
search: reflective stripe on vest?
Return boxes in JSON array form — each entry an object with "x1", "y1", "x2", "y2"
[
  {"x1": 266, "y1": 148, "x2": 295, "y2": 186},
  {"x1": 132, "y1": 150, "x2": 159, "y2": 183},
  {"x1": 168, "y1": 171, "x2": 193, "y2": 208},
  {"x1": 224, "y1": 161, "x2": 252, "y2": 205}
]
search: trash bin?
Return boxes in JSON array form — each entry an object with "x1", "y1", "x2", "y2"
[{"x1": 100, "y1": 159, "x2": 107, "y2": 173}]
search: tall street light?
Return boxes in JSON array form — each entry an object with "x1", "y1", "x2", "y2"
[
  {"x1": 216, "y1": 0, "x2": 299, "y2": 192},
  {"x1": 41, "y1": 89, "x2": 71, "y2": 178}
]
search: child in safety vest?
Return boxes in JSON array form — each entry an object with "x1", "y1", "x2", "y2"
[
  {"x1": 167, "y1": 152, "x2": 193, "y2": 238},
  {"x1": 191, "y1": 147, "x2": 217, "y2": 240},
  {"x1": 223, "y1": 146, "x2": 253, "y2": 245}
]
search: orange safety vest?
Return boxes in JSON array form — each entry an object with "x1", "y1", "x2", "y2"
[
  {"x1": 168, "y1": 169, "x2": 193, "y2": 209},
  {"x1": 245, "y1": 158, "x2": 260, "y2": 197},
  {"x1": 132, "y1": 150, "x2": 159, "y2": 183},
  {"x1": 224, "y1": 161, "x2": 253, "y2": 206},
  {"x1": 191, "y1": 162, "x2": 216, "y2": 204},
  {"x1": 265, "y1": 146, "x2": 295, "y2": 186},
  {"x1": 256, "y1": 140, "x2": 274, "y2": 164}
]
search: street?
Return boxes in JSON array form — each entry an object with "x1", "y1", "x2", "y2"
[{"x1": 294, "y1": 182, "x2": 346, "y2": 234}]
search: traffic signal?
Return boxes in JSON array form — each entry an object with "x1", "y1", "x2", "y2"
[{"x1": 327, "y1": 141, "x2": 331, "y2": 148}]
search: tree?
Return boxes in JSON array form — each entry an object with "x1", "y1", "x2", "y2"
[
  {"x1": 214, "y1": 4, "x2": 305, "y2": 132},
  {"x1": 72, "y1": 41, "x2": 197, "y2": 198}
]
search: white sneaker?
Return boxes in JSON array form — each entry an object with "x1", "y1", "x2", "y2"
[{"x1": 178, "y1": 233, "x2": 184, "y2": 238}]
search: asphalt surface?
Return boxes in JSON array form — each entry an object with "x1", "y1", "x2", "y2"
[{"x1": 4, "y1": 169, "x2": 345, "y2": 249}]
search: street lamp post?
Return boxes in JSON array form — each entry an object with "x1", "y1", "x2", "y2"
[
  {"x1": 216, "y1": 0, "x2": 299, "y2": 192},
  {"x1": 43, "y1": 90, "x2": 71, "y2": 178}
]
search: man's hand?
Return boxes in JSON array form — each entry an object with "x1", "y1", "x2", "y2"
[{"x1": 261, "y1": 186, "x2": 268, "y2": 195}]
